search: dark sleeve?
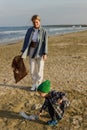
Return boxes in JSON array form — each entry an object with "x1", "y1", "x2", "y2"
[
  {"x1": 21, "y1": 28, "x2": 32, "y2": 53},
  {"x1": 43, "y1": 30, "x2": 48, "y2": 55},
  {"x1": 40, "y1": 98, "x2": 48, "y2": 113},
  {"x1": 59, "y1": 92, "x2": 66, "y2": 99},
  {"x1": 51, "y1": 91, "x2": 66, "y2": 104}
]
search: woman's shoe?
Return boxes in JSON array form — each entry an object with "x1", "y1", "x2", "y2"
[{"x1": 30, "y1": 84, "x2": 36, "y2": 91}]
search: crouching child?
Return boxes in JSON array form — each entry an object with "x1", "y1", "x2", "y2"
[{"x1": 37, "y1": 80, "x2": 70, "y2": 126}]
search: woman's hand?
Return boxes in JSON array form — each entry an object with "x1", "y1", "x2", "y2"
[{"x1": 43, "y1": 55, "x2": 47, "y2": 60}]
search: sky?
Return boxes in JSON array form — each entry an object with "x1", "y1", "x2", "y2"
[{"x1": 0, "y1": 0, "x2": 87, "y2": 26}]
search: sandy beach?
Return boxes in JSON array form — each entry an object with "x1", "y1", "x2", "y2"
[{"x1": 0, "y1": 31, "x2": 87, "y2": 130}]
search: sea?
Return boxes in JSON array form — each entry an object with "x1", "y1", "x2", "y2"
[{"x1": 0, "y1": 25, "x2": 87, "y2": 44}]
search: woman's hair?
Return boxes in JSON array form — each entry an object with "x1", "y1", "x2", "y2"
[{"x1": 31, "y1": 15, "x2": 41, "y2": 22}]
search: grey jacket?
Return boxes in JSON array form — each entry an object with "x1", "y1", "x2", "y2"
[{"x1": 21, "y1": 26, "x2": 48, "y2": 58}]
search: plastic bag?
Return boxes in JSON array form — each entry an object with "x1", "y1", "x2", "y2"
[{"x1": 19, "y1": 111, "x2": 38, "y2": 120}]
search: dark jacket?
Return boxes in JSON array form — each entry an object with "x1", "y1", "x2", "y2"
[
  {"x1": 40, "y1": 90, "x2": 70, "y2": 117},
  {"x1": 21, "y1": 26, "x2": 48, "y2": 58}
]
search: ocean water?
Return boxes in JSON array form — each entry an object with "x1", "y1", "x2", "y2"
[{"x1": 0, "y1": 25, "x2": 87, "y2": 44}]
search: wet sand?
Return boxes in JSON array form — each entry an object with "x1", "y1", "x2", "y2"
[{"x1": 0, "y1": 31, "x2": 87, "y2": 130}]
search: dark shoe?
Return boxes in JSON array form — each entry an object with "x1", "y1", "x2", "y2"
[
  {"x1": 47, "y1": 120, "x2": 58, "y2": 126},
  {"x1": 57, "y1": 116, "x2": 62, "y2": 121},
  {"x1": 47, "y1": 120, "x2": 53, "y2": 124}
]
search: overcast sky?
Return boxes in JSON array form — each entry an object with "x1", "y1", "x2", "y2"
[{"x1": 0, "y1": 0, "x2": 87, "y2": 26}]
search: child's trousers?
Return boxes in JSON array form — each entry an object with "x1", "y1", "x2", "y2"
[{"x1": 48, "y1": 101, "x2": 64, "y2": 121}]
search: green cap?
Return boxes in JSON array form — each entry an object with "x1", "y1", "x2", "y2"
[{"x1": 37, "y1": 80, "x2": 51, "y2": 93}]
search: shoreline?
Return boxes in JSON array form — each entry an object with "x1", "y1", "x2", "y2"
[
  {"x1": 0, "y1": 39, "x2": 24, "y2": 46},
  {"x1": 0, "y1": 29, "x2": 87, "y2": 46}
]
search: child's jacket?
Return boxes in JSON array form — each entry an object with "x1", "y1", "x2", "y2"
[{"x1": 40, "y1": 90, "x2": 69, "y2": 118}]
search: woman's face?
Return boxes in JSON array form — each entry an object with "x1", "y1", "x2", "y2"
[{"x1": 32, "y1": 19, "x2": 40, "y2": 29}]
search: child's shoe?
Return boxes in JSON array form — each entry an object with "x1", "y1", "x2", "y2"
[
  {"x1": 47, "y1": 120, "x2": 58, "y2": 126},
  {"x1": 56, "y1": 115, "x2": 62, "y2": 121},
  {"x1": 47, "y1": 120, "x2": 52, "y2": 124}
]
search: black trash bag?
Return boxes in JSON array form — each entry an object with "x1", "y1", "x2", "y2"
[{"x1": 12, "y1": 55, "x2": 28, "y2": 83}]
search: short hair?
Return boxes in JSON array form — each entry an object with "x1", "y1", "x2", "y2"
[{"x1": 31, "y1": 15, "x2": 41, "y2": 22}]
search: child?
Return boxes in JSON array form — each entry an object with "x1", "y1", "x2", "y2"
[{"x1": 37, "y1": 80, "x2": 69, "y2": 126}]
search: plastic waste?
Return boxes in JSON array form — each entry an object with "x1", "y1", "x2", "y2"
[{"x1": 19, "y1": 111, "x2": 38, "y2": 120}]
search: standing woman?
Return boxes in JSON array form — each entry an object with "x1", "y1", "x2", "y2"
[{"x1": 21, "y1": 15, "x2": 48, "y2": 91}]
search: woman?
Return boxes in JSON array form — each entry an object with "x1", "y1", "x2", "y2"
[{"x1": 21, "y1": 15, "x2": 48, "y2": 91}]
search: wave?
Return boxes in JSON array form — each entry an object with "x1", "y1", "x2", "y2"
[
  {"x1": 0, "y1": 26, "x2": 87, "y2": 44},
  {"x1": 0, "y1": 30, "x2": 26, "y2": 35}
]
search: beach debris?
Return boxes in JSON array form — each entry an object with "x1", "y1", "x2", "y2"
[{"x1": 19, "y1": 111, "x2": 39, "y2": 120}]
